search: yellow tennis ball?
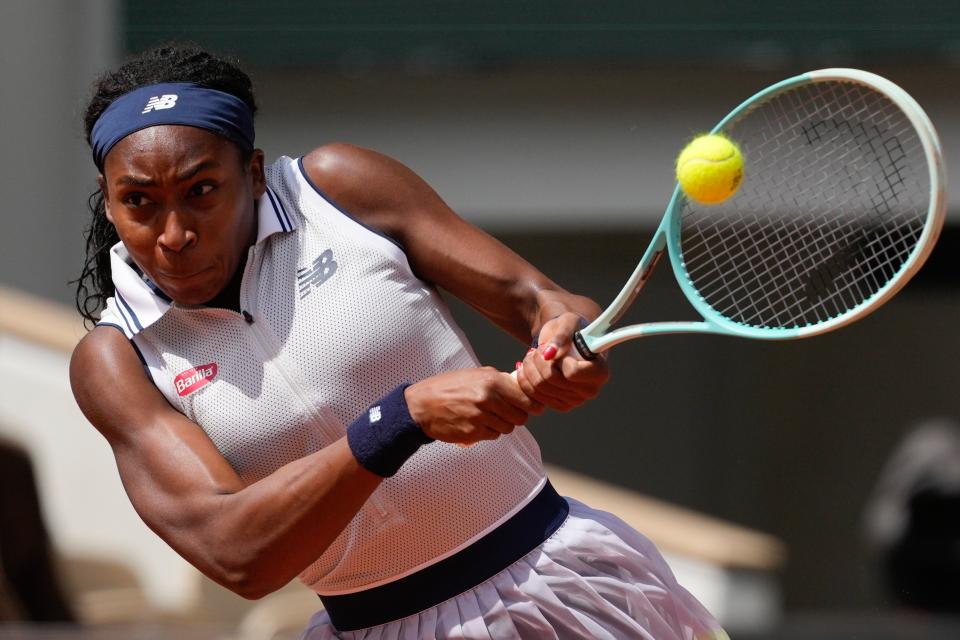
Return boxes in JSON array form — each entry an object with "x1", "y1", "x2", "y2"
[{"x1": 675, "y1": 134, "x2": 743, "y2": 205}]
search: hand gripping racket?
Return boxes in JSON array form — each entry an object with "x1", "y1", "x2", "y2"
[{"x1": 573, "y1": 68, "x2": 946, "y2": 359}]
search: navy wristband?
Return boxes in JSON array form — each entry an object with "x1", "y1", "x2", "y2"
[{"x1": 347, "y1": 384, "x2": 433, "y2": 477}]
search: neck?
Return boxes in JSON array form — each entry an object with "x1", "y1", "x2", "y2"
[
  {"x1": 204, "y1": 253, "x2": 247, "y2": 312},
  {"x1": 204, "y1": 209, "x2": 258, "y2": 312}
]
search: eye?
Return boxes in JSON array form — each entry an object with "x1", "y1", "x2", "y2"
[
  {"x1": 189, "y1": 182, "x2": 216, "y2": 197},
  {"x1": 123, "y1": 192, "x2": 153, "y2": 208}
]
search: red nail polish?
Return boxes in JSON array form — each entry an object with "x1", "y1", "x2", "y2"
[
  {"x1": 515, "y1": 361, "x2": 523, "y2": 370},
  {"x1": 543, "y1": 345, "x2": 558, "y2": 360}
]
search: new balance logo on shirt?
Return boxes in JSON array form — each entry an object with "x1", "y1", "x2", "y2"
[
  {"x1": 297, "y1": 249, "x2": 338, "y2": 298},
  {"x1": 142, "y1": 94, "x2": 179, "y2": 113}
]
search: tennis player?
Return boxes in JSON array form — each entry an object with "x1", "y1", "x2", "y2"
[{"x1": 70, "y1": 44, "x2": 726, "y2": 639}]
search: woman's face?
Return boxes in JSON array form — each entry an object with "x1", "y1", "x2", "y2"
[{"x1": 99, "y1": 125, "x2": 266, "y2": 305}]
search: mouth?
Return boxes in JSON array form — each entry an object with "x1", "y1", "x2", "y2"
[
  {"x1": 153, "y1": 266, "x2": 222, "y2": 305},
  {"x1": 158, "y1": 266, "x2": 212, "y2": 282}
]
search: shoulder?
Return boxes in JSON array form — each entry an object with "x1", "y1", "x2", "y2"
[
  {"x1": 300, "y1": 143, "x2": 445, "y2": 241},
  {"x1": 71, "y1": 324, "x2": 136, "y2": 374},
  {"x1": 301, "y1": 143, "x2": 411, "y2": 197},
  {"x1": 70, "y1": 326, "x2": 152, "y2": 440}
]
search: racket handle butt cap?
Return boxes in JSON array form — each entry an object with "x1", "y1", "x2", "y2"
[{"x1": 572, "y1": 331, "x2": 598, "y2": 360}]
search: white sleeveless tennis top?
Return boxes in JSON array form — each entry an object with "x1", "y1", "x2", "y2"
[{"x1": 99, "y1": 156, "x2": 546, "y2": 594}]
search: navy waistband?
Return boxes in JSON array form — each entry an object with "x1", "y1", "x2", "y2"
[{"x1": 320, "y1": 480, "x2": 569, "y2": 631}]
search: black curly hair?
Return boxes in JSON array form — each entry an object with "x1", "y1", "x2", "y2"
[{"x1": 75, "y1": 43, "x2": 258, "y2": 327}]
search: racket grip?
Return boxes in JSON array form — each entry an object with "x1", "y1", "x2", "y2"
[{"x1": 572, "y1": 330, "x2": 598, "y2": 360}]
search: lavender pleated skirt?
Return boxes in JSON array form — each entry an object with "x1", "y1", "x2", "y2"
[{"x1": 301, "y1": 497, "x2": 727, "y2": 640}]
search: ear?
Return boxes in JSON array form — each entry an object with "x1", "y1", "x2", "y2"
[
  {"x1": 97, "y1": 174, "x2": 115, "y2": 224},
  {"x1": 248, "y1": 149, "x2": 266, "y2": 198}
]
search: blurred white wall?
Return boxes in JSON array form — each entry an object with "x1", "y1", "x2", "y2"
[
  {"x1": 0, "y1": 334, "x2": 200, "y2": 611},
  {"x1": 0, "y1": 1, "x2": 118, "y2": 303}
]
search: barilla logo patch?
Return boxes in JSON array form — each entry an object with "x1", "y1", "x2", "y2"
[{"x1": 174, "y1": 363, "x2": 218, "y2": 397}]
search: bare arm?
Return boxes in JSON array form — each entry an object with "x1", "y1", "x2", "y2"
[
  {"x1": 71, "y1": 327, "x2": 537, "y2": 597},
  {"x1": 71, "y1": 326, "x2": 381, "y2": 599},
  {"x1": 301, "y1": 144, "x2": 609, "y2": 410},
  {"x1": 301, "y1": 144, "x2": 599, "y2": 343}
]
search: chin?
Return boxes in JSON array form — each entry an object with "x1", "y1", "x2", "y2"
[{"x1": 160, "y1": 272, "x2": 225, "y2": 306}]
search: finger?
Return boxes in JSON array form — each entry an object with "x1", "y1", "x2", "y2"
[
  {"x1": 520, "y1": 366, "x2": 578, "y2": 409},
  {"x1": 530, "y1": 388, "x2": 578, "y2": 413},
  {"x1": 454, "y1": 425, "x2": 502, "y2": 448},
  {"x1": 517, "y1": 340, "x2": 607, "y2": 414},
  {"x1": 538, "y1": 345, "x2": 609, "y2": 389},
  {"x1": 473, "y1": 419, "x2": 510, "y2": 439},
  {"x1": 478, "y1": 412, "x2": 518, "y2": 435},
  {"x1": 495, "y1": 372, "x2": 545, "y2": 417},
  {"x1": 514, "y1": 368, "x2": 548, "y2": 415},
  {"x1": 497, "y1": 388, "x2": 544, "y2": 418},
  {"x1": 541, "y1": 343, "x2": 559, "y2": 361},
  {"x1": 523, "y1": 359, "x2": 597, "y2": 412},
  {"x1": 480, "y1": 397, "x2": 530, "y2": 427},
  {"x1": 547, "y1": 399, "x2": 578, "y2": 413},
  {"x1": 524, "y1": 349, "x2": 581, "y2": 395},
  {"x1": 564, "y1": 347, "x2": 610, "y2": 373},
  {"x1": 559, "y1": 357, "x2": 610, "y2": 390},
  {"x1": 538, "y1": 313, "x2": 585, "y2": 362},
  {"x1": 516, "y1": 355, "x2": 553, "y2": 402}
]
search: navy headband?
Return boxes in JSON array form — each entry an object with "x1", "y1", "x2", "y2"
[{"x1": 91, "y1": 82, "x2": 255, "y2": 169}]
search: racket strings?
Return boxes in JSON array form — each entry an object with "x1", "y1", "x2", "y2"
[
  {"x1": 690, "y1": 201, "x2": 922, "y2": 326},
  {"x1": 678, "y1": 81, "x2": 929, "y2": 330},
  {"x1": 692, "y1": 182, "x2": 922, "y2": 327}
]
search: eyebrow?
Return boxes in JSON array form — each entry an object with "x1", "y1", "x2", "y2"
[{"x1": 114, "y1": 160, "x2": 221, "y2": 187}]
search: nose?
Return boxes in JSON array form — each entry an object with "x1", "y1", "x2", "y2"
[{"x1": 157, "y1": 209, "x2": 197, "y2": 254}]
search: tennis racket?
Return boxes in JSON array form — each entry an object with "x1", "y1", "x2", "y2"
[{"x1": 572, "y1": 68, "x2": 946, "y2": 360}]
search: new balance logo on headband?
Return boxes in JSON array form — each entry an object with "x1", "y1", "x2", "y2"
[
  {"x1": 92, "y1": 83, "x2": 255, "y2": 168},
  {"x1": 142, "y1": 94, "x2": 179, "y2": 114}
]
